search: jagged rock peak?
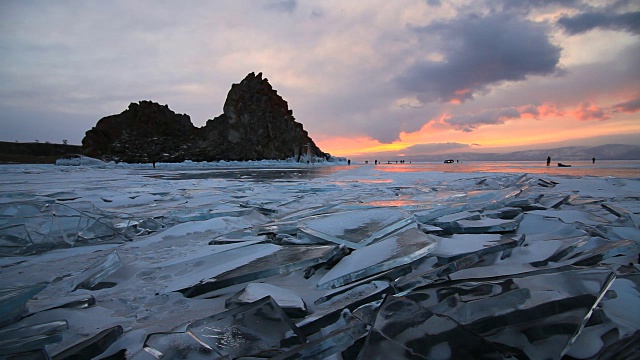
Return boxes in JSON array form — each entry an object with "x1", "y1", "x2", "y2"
[{"x1": 82, "y1": 73, "x2": 330, "y2": 163}]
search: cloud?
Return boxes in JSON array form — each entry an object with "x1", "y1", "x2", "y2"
[
  {"x1": 558, "y1": 11, "x2": 640, "y2": 35},
  {"x1": 573, "y1": 102, "x2": 610, "y2": 121},
  {"x1": 264, "y1": 0, "x2": 297, "y2": 13},
  {"x1": 491, "y1": 0, "x2": 583, "y2": 14},
  {"x1": 521, "y1": 105, "x2": 540, "y2": 117},
  {"x1": 397, "y1": 13, "x2": 561, "y2": 104},
  {"x1": 612, "y1": 97, "x2": 640, "y2": 113},
  {"x1": 444, "y1": 107, "x2": 522, "y2": 132}
]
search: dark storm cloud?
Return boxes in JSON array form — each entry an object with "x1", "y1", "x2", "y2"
[
  {"x1": 398, "y1": 13, "x2": 561, "y2": 104},
  {"x1": 612, "y1": 97, "x2": 640, "y2": 113},
  {"x1": 558, "y1": 11, "x2": 640, "y2": 35},
  {"x1": 264, "y1": 0, "x2": 297, "y2": 13},
  {"x1": 495, "y1": 0, "x2": 582, "y2": 13},
  {"x1": 445, "y1": 107, "x2": 521, "y2": 132}
]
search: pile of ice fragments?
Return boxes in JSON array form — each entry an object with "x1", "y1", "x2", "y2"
[{"x1": 1, "y1": 168, "x2": 639, "y2": 359}]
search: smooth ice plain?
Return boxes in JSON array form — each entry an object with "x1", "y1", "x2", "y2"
[{"x1": 0, "y1": 161, "x2": 639, "y2": 359}]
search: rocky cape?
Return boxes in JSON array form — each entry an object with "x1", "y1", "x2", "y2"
[{"x1": 82, "y1": 73, "x2": 328, "y2": 163}]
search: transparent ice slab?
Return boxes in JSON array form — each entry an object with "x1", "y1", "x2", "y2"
[
  {"x1": 358, "y1": 295, "x2": 511, "y2": 359},
  {"x1": 528, "y1": 209, "x2": 612, "y2": 226},
  {"x1": 316, "y1": 227, "x2": 437, "y2": 290},
  {"x1": 0, "y1": 283, "x2": 47, "y2": 328},
  {"x1": 481, "y1": 207, "x2": 522, "y2": 220},
  {"x1": 226, "y1": 283, "x2": 308, "y2": 318},
  {"x1": 601, "y1": 202, "x2": 640, "y2": 226},
  {"x1": 297, "y1": 208, "x2": 414, "y2": 249},
  {"x1": 72, "y1": 250, "x2": 122, "y2": 291},
  {"x1": 517, "y1": 213, "x2": 587, "y2": 241},
  {"x1": 403, "y1": 266, "x2": 616, "y2": 359},
  {"x1": 411, "y1": 185, "x2": 529, "y2": 227},
  {"x1": 51, "y1": 325, "x2": 123, "y2": 360},
  {"x1": 0, "y1": 202, "x2": 126, "y2": 256},
  {"x1": 0, "y1": 349, "x2": 51, "y2": 360},
  {"x1": 565, "y1": 239, "x2": 637, "y2": 266},
  {"x1": 0, "y1": 320, "x2": 68, "y2": 356},
  {"x1": 164, "y1": 205, "x2": 254, "y2": 224},
  {"x1": 27, "y1": 293, "x2": 95, "y2": 315},
  {"x1": 566, "y1": 273, "x2": 640, "y2": 359},
  {"x1": 186, "y1": 296, "x2": 306, "y2": 358},
  {"x1": 272, "y1": 313, "x2": 370, "y2": 360},
  {"x1": 142, "y1": 331, "x2": 221, "y2": 359},
  {"x1": 429, "y1": 233, "x2": 524, "y2": 264},
  {"x1": 298, "y1": 281, "x2": 392, "y2": 338},
  {"x1": 526, "y1": 235, "x2": 638, "y2": 268},
  {"x1": 429, "y1": 213, "x2": 523, "y2": 235},
  {"x1": 177, "y1": 244, "x2": 341, "y2": 297},
  {"x1": 538, "y1": 194, "x2": 570, "y2": 209},
  {"x1": 394, "y1": 253, "x2": 484, "y2": 294}
]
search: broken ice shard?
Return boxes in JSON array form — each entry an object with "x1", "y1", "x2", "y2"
[
  {"x1": 0, "y1": 349, "x2": 51, "y2": 360},
  {"x1": 414, "y1": 184, "x2": 530, "y2": 225},
  {"x1": 538, "y1": 194, "x2": 570, "y2": 209},
  {"x1": 73, "y1": 250, "x2": 122, "y2": 291},
  {"x1": 226, "y1": 283, "x2": 308, "y2": 318},
  {"x1": 566, "y1": 273, "x2": 640, "y2": 359},
  {"x1": 299, "y1": 281, "x2": 391, "y2": 338},
  {"x1": 316, "y1": 227, "x2": 437, "y2": 289},
  {"x1": 177, "y1": 244, "x2": 340, "y2": 297},
  {"x1": 142, "y1": 331, "x2": 220, "y2": 359},
  {"x1": 271, "y1": 313, "x2": 369, "y2": 360},
  {"x1": 51, "y1": 325, "x2": 123, "y2": 360},
  {"x1": 0, "y1": 202, "x2": 124, "y2": 255},
  {"x1": 0, "y1": 283, "x2": 47, "y2": 328},
  {"x1": 426, "y1": 210, "x2": 523, "y2": 234},
  {"x1": 0, "y1": 320, "x2": 68, "y2": 356},
  {"x1": 394, "y1": 253, "x2": 484, "y2": 294},
  {"x1": 186, "y1": 296, "x2": 306, "y2": 358},
  {"x1": 358, "y1": 295, "x2": 511, "y2": 359},
  {"x1": 566, "y1": 239, "x2": 637, "y2": 266},
  {"x1": 429, "y1": 233, "x2": 524, "y2": 264},
  {"x1": 27, "y1": 293, "x2": 96, "y2": 315},
  {"x1": 403, "y1": 266, "x2": 616, "y2": 359},
  {"x1": 297, "y1": 208, "x2": 413, "y2": 249}
]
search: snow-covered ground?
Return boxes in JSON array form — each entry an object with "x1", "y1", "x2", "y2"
[{"x1": 0, "y1": 162, "x2": 638, "y2": 359}]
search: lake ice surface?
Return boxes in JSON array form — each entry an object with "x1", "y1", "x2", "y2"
[{"x1": 0, "y1": 161, "x2": 638, "y2": 359}]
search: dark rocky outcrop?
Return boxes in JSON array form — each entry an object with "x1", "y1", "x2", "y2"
[
  {"x1": 82, "y1": 101, "x2": 196, "y2": 163},
  {"x1": 82, "y1": 73, "x2": 327, "y2": 163}
]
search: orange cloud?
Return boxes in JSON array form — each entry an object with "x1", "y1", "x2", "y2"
[{"x1": 572, "y1": 102, "x2": 610, "y2": 121}]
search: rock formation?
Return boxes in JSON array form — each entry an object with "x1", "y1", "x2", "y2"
[{"x1": 82, "y1": 73, "x2": 328, "y2": 163}]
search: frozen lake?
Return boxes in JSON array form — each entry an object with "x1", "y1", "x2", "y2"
[{"x1": 0, "y1": 161, "x2": 638, "y2": 359}]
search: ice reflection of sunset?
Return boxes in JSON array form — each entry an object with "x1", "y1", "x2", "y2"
[{"x1": 367, "y1": 161, "x2": 640, "y2": 178}]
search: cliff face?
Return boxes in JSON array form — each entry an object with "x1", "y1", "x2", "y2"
[
  {"x1": 82, "y1": 73, "x2": 327, "y2": 163},
  {"x1": 82, "y1": 101, "x2": 196, "y2": 162},
  {"x1": 196, "y1": 72, "x2": 324, "y2": 161}
]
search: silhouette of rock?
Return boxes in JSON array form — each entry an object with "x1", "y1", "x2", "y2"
[
  {"x1": 82, "y1": 101, "x2": 195, "y2": 163},
  {"x1": 82, "y1": 73, "x2": 327, "y2": 163}
]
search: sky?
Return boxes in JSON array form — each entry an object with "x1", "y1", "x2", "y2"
[{"x1": 1, "y1": 0, "x2": 638, "y2": 159}]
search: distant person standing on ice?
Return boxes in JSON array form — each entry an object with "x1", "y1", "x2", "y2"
[
  {"x1": 546, "y1": 156, "x2": 551, "y2": 166},
  {"x1": 592, "y1": 157, "x2": 596, "y2": 164}
]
